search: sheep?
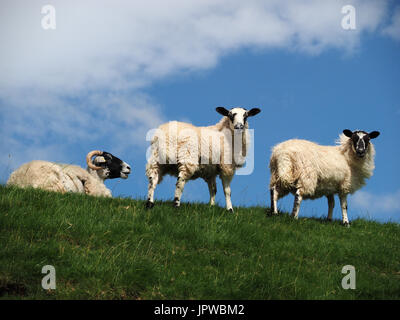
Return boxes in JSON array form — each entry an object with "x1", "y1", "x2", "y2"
[
  {"x1": 268, "y1": 129, "x2": 380, "y2": 226},
  {"x1": 7, "y1": 150, "x2": 131, "y2": 197},
  {"x1": 145, "y1": 107, "x2": 261, "y2": 211}
]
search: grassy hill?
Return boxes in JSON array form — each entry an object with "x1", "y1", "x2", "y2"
[{"x1": 0, "y1": 185, "x2": 399, "y2": 300}]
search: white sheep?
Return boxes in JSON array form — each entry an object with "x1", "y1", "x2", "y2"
[
  {"x1": 7, "y1": 150, "x2": 131, "y2": 197},
  {"x1": 269, "y1": 129, "x2": 380, "y2": 226},
  {"x1": 145, "y1": 107, "x2": 261, "y2": 211}
]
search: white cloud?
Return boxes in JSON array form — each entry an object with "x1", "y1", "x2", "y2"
[
  {"x1": 382, "y1": 7, "x2": 400, "y2": 41},
  {"x1": 0, "y1": 0, "x2": 388, "y2": 93},
  {"x1": 352, "y1": 189, "x2": 400, "y2": 213},
  {"x1": 0, "y1": 0, "x2": 391, "y2": 178}
]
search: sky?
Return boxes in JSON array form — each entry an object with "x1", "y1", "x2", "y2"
[{"x1": 1, "y1": 0, "x2": 399, "y2": 223}]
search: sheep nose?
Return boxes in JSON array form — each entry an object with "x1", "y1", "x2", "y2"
[{"x1": 234, "y1": 123, "x2": 244, "y2": 130}]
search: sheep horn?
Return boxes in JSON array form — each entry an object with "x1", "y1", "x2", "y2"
[{"x1": 86, "y1": 150, "x2": 104, "y2": 170}]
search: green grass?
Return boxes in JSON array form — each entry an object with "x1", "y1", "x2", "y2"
[{"x1": 0, "y1": 185, "x2": 399, "y2": 300}]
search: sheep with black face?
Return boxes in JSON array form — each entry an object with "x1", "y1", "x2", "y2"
[
  {"x1": 7, "y1": 150, "x2": 131, "y2": 197},
  {"x1": 145, "y1": 107, "x2": 261, "y2": 211},
  {"x1": 269, "y1": 129, "x2": 380, "y2": 226}
]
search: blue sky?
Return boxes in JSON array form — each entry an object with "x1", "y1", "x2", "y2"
[{"x1": 1, "y1": 0, "x2": 399, "y2": 223}]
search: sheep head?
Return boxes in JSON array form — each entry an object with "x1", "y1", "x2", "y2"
[
  {"x1": 86, "y1": 150, "x2": 131, "y2": 179},
  {"x1": 343, "y1": 129, "x2": 380, "y2": 158},
  {"x1": 216, "y1": 107, "x2": 261, "y2": 130}
]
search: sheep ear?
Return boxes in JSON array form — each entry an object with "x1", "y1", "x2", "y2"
[
  {"x1": 368, "y1": 131, "x2": 380, "y2": 139},
  {"x1": 216, "y1": 107, "x2": 230, "y2": 116},
  {"x1": 343, "y1": 129, "x2": 353, "y2": 138},
  {"x1": 247, "y1": 108, "x2": 261, "y2": 117}
]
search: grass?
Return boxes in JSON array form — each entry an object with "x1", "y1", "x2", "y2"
[{"x1": 0, "y1": 185, "x2": 399, "y2": 300}]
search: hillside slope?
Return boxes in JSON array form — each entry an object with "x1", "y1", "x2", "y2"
[{"x1": 0, "y1": 185, "x2": 399, "y2": 299}]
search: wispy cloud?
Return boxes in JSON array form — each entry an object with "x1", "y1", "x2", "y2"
[
  {"x1": 382, "y1": 7, "x2": 400, "y2": 41},
  {"x1": 0, "y1": 91, "x2": 166, "y2": 176},
  {"x1": 351, "y1": 190, "x2": 400, "y2": 221}
]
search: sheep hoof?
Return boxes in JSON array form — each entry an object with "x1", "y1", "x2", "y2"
[
  {"x1": 343, "y1": 221, "x2": 350, "y2": 228},
  {"x1": 327, "y1": 218, "x2": 332, "y2": 222},
  {"x1": 228, "y1": 208, "x2": 234, "y2": 213},
  {"x1": 145, "y1": 201, "x2": 154, "y2": 209},
  {"x1": 173, "y1": 198, "x2": 180, "y2": 208}
]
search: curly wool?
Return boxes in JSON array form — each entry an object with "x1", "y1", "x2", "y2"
[
  {"x1": 146, "y1": 116, "x2": 250, "y2": 182},
  {"x1": 269, "y1": 133, "x2": 376, "y2": 199},
  {"x1": 7, "y1": 160, "x2": 112, "y2": 197}
]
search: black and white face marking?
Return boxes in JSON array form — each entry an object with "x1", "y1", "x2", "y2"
[
  {"x1": 216, "y1": 106, "x2": 261, "y2": 130},
  {"x1": 93, "y1": 152, "x2": 131, "y2": 179},
  {"x1": 343, "y1": 129, "x2": 380, "y2": 158}
]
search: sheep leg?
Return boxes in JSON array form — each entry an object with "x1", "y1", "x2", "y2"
[
  {"x1": 291, "y1": 189, "x2": 303, "y2": 219},
  {"x1": 174, "y1": 174, "x2": 187, "y2": 207},
  {"x1": 146, "y1": 172, "x2": 159, "y2": 209},
  {"x1": 206, "y1": 177, "x2": 217, "y2": 206},
  {"x1": 221, "y1": 175, "x2": 234, "y2": 212},
  {"x1": 327, "y1": 195, "x2": 335, "y2": 221},
  {"x1": 270, "y1": 185, "x2": 279, "y2": 215},
  {"x1": 339, "y1": 194, "x2": 350, "y2": 227}
]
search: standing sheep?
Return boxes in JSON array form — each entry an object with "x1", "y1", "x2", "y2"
[
  {"x1": 7, "y1": 150, "x2": 131, "y2": 197},
  {"x1": 145, "y1": 107, "x2": 261, "y2": 211},
  {"x1": 269, "y1": 129, "x2": 380, "y2": 226}
]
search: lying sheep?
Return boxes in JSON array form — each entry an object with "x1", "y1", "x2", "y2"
[
  {"x1": 269, "y1": 129, "x2": 380, "y2": 226},
  {"x1": 145, "y1": 107, "x2": 261, "y2": 211},
  {"x1": 7, "y1": 150, "x2": 131, "y2": 197}
]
